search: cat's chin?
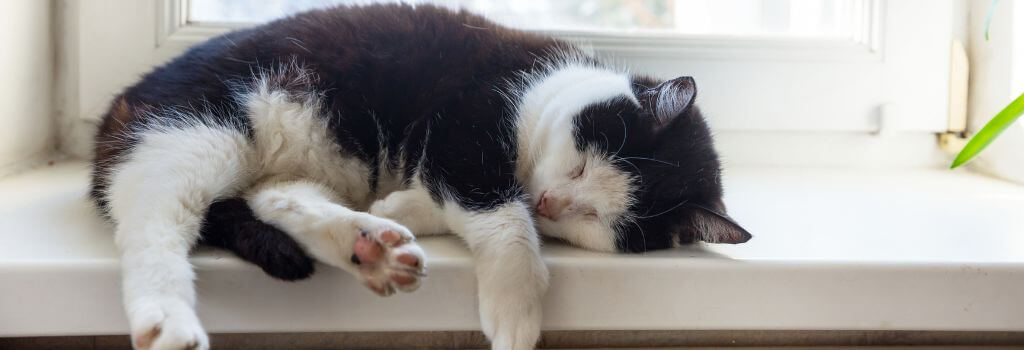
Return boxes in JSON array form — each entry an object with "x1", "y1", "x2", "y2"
[{"x1": 535, "y1": 218, "x2": 619, "y2": 253}]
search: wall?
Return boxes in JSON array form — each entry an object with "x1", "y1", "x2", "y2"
[{"x1": 0, "y1": 0, "x2": 55, "y2": 173}]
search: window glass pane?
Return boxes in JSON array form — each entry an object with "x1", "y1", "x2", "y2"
[{"x1": 188, "y1": 0, "x2": 865, "y2": 39}]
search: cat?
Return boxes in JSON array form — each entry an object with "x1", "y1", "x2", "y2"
[{"x1": 89, "y1": 3, "x2": 751, "y2": 350}]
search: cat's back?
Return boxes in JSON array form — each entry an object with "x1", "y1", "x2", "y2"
[
  {"x1": 127, "y1": 4, "x2": 559, "y2": 103},
  {"x1": 276, "y1": 3, "x2": 567, "y2": 111},
  {"x1": 102, "y1": 3, "x2": 566, "y2": 135}
]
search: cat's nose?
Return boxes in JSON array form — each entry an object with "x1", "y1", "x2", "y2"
[{"x1": 536, "y1": 192, "x2": 570, "y2": 220}]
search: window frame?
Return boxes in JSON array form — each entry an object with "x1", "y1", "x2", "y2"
[{"x1": 58, "y1": 0, "x2": 963, "y2": 166}]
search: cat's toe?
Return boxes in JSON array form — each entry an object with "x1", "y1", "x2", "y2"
[
  {"x1": 378, "y1": 229, "x2": 407, "y2": 245},
  {"x1": 350, "y1": 221, "x2": 426, "y2": 295},
  {"x1": 386, "y1": 243, "x2": 426, "y2": 292}
]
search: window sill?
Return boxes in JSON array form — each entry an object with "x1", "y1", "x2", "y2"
[{"x1": 2, "y1": 162, "x2": 1023, "y2": 336}]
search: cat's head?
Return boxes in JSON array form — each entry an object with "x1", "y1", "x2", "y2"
[{"x1": 528, "y1": 74, "x2": 751, "y2": 253}]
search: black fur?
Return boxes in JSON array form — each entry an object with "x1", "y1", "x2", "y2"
[{"x1": 90, "y1": 4, "x2": 747, "y2": 278}]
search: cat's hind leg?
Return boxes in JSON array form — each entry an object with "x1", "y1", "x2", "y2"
[
  {"x1": 105, "y1": 125, "x2": 254, "y2": 350},
  {"x1": 246, "y1": 179, "x2": 427, "y2": 295}
]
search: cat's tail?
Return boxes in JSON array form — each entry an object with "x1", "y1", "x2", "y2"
[{"x1": 199, "y1": 197, "x2": 315, "y2": 281}]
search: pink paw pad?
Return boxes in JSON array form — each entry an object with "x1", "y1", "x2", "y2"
[{"x1": 350, "y1": 228, "x2": 426, "y2": 296}]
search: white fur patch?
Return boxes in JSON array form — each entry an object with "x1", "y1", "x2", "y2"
[
  {"x1": 369, "y1": 178, "x2": 449, "y2": 235},
  {"x1": 241, "y1": 74, "x2": 374, "y2": 209}
]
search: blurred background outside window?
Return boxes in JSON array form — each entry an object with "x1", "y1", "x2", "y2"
[{"x1": 190, "y1": 0, "x2": 867, "y2": 40}]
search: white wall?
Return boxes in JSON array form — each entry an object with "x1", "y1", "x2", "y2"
[{"x1": 0, "y1": 0, "x2": 55, "y2": 173}]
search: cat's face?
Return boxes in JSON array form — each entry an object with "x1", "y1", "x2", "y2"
[{"x1": 529, "y1": 75, "x2": 751, "y2": 253}]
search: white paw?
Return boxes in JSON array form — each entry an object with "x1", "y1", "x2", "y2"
[
  {"x1": 340, "y1": 215, "x2": 427, "y2": 296},
  {"x1": 474, "y1": 249, "x2": 548, "y2": 350},
  {"x1": 128, "y1": 297, "x2": 209, "y2": 350},
  {"x1": 479, "y1": 294, "x2": 543, "y2": 350}
]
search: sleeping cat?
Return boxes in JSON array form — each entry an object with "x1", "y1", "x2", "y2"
[{"x1": 90, "y1": 3, "x2": 750, "y2": 350}]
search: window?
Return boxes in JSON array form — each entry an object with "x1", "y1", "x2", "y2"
[
  {"x1": 189, "y1": 0, "x2": 865, "y2": 39},
  {"x1": 61, "y1": 0, "x2": 962, "y2": 166}
]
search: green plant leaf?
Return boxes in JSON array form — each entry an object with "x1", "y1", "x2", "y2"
[{"x1": 951, "y1": 91, "x2": 1024, "y2": 168}]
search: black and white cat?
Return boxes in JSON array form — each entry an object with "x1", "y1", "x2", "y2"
[{"x1": 90, "y1": 4, "x2": 750, "y2": 350}]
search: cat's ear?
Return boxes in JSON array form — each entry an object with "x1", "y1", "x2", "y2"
[
  {"x1": 681, "y1": 203, "x2": 751, "y2": 244},
  {"x1": 638, "y1": 76, "x2": 697, "y2": 128}
]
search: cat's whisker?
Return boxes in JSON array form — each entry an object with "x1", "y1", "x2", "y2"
[
  {"x1": 612, "y1": 156, "x2": 638, "y2": 172},
  {"x1": 611, "y1": 157, "x2": 642, "y2": 181},
  {"x1": 613, "y1": 111, "x2": 628, "y2": 158},
  {"x1": 625, "y1": 216, "x2": 647, "y2": 252},
  {"x1": 619, "y1": 156, "x2": 679, "y2": 167},
  {"x1": 634, "y1": 199, "x2": 690, "y2": 220}
]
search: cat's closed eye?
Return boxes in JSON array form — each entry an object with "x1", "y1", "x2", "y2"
[{"x1": 570, "y1": 162, "x2": 586, "y2": 179}]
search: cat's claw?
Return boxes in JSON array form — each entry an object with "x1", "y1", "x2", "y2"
[{"x1": 346, "y1": 221, "x2": 426, "y2": 296}]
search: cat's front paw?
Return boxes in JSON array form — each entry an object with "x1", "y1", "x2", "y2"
[
  {"x1": 342, "y1": 216, "x2": 426, "y2": 296},
  {"x1": 479, "y1": 285, "x2": 544, "y2": 350},
  {"x1": 128, "y1": 297, "x2": 209, "y2": 350}
]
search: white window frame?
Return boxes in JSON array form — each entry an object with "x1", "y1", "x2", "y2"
[
  {"x1": 167, "y1": 0, "x2": 884, "y2": 61},
  {"x1": 58, "y1": 0, "x2": 963, "y2": 166}
]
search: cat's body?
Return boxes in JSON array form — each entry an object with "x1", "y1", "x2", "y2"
[{"x1": 90, "y1": 4, "x2": 749, "y2": 350}]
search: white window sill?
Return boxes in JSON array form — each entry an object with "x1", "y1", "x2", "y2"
[{"x1": 2, "y1": 162, "x2": 1023, "y2": 337}]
